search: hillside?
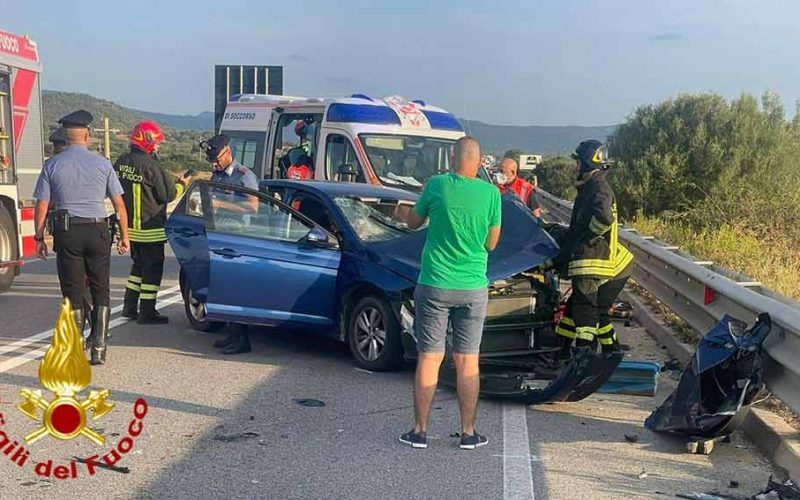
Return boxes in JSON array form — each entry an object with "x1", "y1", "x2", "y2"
[
  {"x1": 41, "y1": 91, "x2": 211, "y2": 173},
  {"x1": 41, "y1": 90, "x2": 213, "y2": 132},
  {"x1": 463, "y1": 119, "x2": 616, "y2": 155},
  {"x1": 132, "y1": 109, "x2": 214, "y2": 131},
  {"x1": 42, "y1": 90, "x2": 614, "y2": 155}
]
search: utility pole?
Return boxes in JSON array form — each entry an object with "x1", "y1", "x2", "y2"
[{"x1": 92, "y1": 117, "x2": 120, "y2": 160}]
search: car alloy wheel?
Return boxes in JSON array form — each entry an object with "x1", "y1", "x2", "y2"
[
  {"x1": 187, "y1": 288, "x2": 208, "y2": 323},
  {"x1": 180, "y1": 271, "x2": 223, "y2": 333},
  {"x1": 348, "y1": 295, "x2": 403, "y2": 371},
  {"x1": 355, "y1": 306, "x2": 387, "y2": 362}
]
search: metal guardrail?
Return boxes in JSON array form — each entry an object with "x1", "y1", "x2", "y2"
[{"x1": 536, "y1": 188, "x2": 800, "y2": 416}]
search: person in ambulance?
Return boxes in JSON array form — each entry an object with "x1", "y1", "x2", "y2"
[
  {"x1": 286, "y1": 153, "x2": 314, "y2": 180},
  {"x1": 278, "y1": 119, "x2": 315, "y2": 178}
]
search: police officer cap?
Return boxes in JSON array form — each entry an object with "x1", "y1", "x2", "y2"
[
  {"x1": 199, "y1": 134, "x2": 230, "y2": 161},
  {"x1": 49, "y1": 127, "x2": 68, "y2": 144},
  {"x1": 57, "y1": 110, "x2": 94, "y2": 129}
]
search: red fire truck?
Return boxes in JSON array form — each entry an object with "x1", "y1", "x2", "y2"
[{"x1": 0, "y1": 28, "x2": 43, "y2": 293}]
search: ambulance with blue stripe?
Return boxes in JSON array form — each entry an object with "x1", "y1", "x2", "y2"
[{"x1": 218, "y1": 94, "x2": 465, "y2": 190}]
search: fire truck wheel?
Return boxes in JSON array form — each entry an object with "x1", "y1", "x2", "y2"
[{"x1": 0, "y1": 204, "x2": 18, "y2": 293}]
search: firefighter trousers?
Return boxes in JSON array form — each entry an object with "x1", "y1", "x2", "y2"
[
  {"x1": 555, "y1": 272, "x2": 630, "y2": 349},
  {"x1": 124, "y1": 242, "x2": 165, "y2": 312}
]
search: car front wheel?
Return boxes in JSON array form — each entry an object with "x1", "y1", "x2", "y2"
[
  {"x1": 181, "y1": 274, "x2": 223, "y2": 332},
  {"x1": 348, "y1": 295, "x2": 403, "y2": 371}
]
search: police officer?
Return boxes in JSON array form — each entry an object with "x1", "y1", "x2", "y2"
[
  {"x1": 115, "y1": 120, "x2": 188, "y2": 324},
  {"x1": 199, "y1": 134, "x2": 258, "y2": 354},
  {"x1": 551, "y1": 140, "x2": 633, "y2": 359},
  {"x1": 48, "y1": 125, "x2": 94, "y2": 333},
  {"x1": 49, "y1": 127, "x2": 68, "y2": 156},
  {"x1": 33, "y1": 110, "x2": 130, "y2": 366}
]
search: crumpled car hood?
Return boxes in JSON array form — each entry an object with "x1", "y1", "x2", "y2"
[{"x1": 367, "y1": 195, "x2": 560, "y2": 283}]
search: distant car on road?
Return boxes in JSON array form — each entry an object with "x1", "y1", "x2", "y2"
[{"x1": 167, "y1": 179, "x2": 619, "y2": 402}]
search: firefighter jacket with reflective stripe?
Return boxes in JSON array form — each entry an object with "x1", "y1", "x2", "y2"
[
  {"x1": 114, "y1": 149, "x2": 184, "y2": 243},
  {"x1": 559, "y1": 170, "x2": 633, "y2": 278}
]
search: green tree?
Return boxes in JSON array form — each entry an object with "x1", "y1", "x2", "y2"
[
  {"x1": 607, "y1": 91, "x2": 800, "y2": 237},
  {"x1": 537, "y1": 156, "x2": 576, "y2": 200}
]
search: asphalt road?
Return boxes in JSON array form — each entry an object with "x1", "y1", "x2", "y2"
[{"x1": 0, "y1": 253, "x2": 776, "y2": 499}]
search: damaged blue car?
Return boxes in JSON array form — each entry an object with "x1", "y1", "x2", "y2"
[{"x1": 167, "y1": 179, "x2": 619, "y2": 403}]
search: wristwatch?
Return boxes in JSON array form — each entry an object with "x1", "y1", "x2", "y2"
[{"x1": 34, "y1": 235, "x2": 45, "y2": 242}]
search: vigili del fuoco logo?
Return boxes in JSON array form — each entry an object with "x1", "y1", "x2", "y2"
[{"x1": 0, "y1": 299, "x2": 149, "y2": 479}]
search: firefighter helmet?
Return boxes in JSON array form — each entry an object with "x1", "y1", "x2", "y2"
[
  {"x1": 572, "y1": 140, "x2": 612, "y2": 171},
  {"x1": 130, "y1": 120, "x2": 165, "y2": 154}
]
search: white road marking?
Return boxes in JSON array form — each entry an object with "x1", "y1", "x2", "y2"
[
  {"x1": 503, "y1": 402, "x2": 535, "y2": 500},
  {"x1": 0, "y1": 285, "x2": 181, "y2": 363},
  {"x1": 3, "y1": 292, "x2": 126, "y2": 300}
]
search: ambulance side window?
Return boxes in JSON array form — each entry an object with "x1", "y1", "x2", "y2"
[
  {"x1": 225, "y1": 131, "x2": 265, "y2": 177},
  {"x1": 326, "y1": 135, "x2": 364, "y2": 183}
]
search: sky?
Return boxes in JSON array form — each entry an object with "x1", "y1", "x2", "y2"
[{"x1": 4, "y1": 0, "x2": 800, "y2": 126}]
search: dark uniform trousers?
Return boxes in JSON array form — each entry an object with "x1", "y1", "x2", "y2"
[
  {"x1": 54, "y1": 222, "x2": 112, "y2": 308},
  {"x1": 556, "y1": 265, "x2": 631, "y2": 350},
  {"x1": 126, "y1": 242, "x2": 166, "y2": 308}
]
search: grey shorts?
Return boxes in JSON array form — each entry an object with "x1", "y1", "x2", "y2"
[{"x1": 414, "y1": 284, "x2": 489, "y2": 355}]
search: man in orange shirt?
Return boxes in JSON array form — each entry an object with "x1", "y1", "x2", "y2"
[{"x1": 496, "y1": 157, "x2": 542, "y2": 218}]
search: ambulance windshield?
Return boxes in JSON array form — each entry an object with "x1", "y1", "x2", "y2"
[{"x1": 359, "y1": 134, "x2": 455, "y2": 190}]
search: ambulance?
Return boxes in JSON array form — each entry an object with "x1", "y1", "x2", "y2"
[
  {"x1": 0, "y1": 28, "x2": 43, "y2": 293},
  {"x1": 218, "y1": 94, "x2": 465, "y2": 190}
]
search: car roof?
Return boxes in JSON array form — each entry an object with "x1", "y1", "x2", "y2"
[{"x1": 260, "y1": 180, "x2": 419, "y2": 201}]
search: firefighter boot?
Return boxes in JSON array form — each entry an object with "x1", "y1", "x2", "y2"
[
  {"x1": 137, "y1": 299, "x2": 169, "y2": 325},
  {"x1": 221, "y1": 324, "x2": 251, "y2": 355},
  {"x1": 122, "y1": 288, "x2": 139, "y2": 320},
  {"x1": 89, "y1": 306, "x2": 111, "y2": 366}
]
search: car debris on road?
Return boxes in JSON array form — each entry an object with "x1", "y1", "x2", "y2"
[{"x1": 645, "y1": 313, "x2": 772, "y2": 449}]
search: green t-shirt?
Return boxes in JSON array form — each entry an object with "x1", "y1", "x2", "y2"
[{"x1": 414, "y1": 173, "x2": 502, "y2": 290}]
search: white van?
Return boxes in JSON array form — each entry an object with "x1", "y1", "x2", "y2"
[{"x1": 218, "y1": 94, "x2": 465, "y2": 190}]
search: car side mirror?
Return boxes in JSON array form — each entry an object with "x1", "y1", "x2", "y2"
[
  {"x1": 337, "y1": 163, "x2": 358, "y2": 182},
  {"x1": 301, "y1": 227, "x2": 335, "y2": 248}
]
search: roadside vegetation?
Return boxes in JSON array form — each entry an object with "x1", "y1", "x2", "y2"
[
  {"x1": 43, "y1": 91, "x2": 211, "y2": 174},
  {"x1": 538, "y1": 92, "x2": 800, "y2": 301}
]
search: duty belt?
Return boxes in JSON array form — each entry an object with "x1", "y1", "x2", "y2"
[{"x1": 69, "y1": 216, "x2": 107, "y2": 225}]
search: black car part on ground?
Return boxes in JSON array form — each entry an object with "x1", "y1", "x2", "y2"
[
  {"x1": 645, "y1": 313, "x2": 772, "y2": 438},
  {"x1": 441, "y1": 346, "x2": 624, "y2": 404}
]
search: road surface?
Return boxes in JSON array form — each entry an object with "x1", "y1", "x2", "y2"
[{"x1": 0, "y1": 253, "x2": 775, "y2": 499}]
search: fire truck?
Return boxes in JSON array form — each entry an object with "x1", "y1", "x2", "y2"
[{"x1": 0, "y1": 28, "x2": 43, "y2": 293}]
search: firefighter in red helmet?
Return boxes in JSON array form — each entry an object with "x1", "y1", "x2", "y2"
[{"x1": 114, "y1": 121, "x2": 188, "y2": 324}]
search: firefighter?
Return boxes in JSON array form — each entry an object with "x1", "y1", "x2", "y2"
[
  {"x1": 115, "y1": 120, "x2": 187, "y2": 324},
  {"x1": 551, "y1": 140, "x2": 633, "y2": 357}
]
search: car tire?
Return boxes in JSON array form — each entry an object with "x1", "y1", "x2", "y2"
[
  {"x1": 0, "y1": 204, "x2": 18, "y2": 294},
  {"x1": 348, "y1": 295, "x2": 403, "y2": 371},
  {"x1": 180, "y1": 272, "x2": 223, "y2": 332}
]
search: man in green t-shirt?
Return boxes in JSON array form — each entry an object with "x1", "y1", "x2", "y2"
[{"x1": 399, "y1": 136, "x2": 502, "y2": 450}]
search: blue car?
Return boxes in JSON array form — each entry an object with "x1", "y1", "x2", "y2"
[{"x1": 168, "y1": 179, "x2": 614, "y2": 401}]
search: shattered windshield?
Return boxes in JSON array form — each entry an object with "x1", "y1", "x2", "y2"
[
  {"x1": 334, "y1": 196, "x2": 420, "y2": 243},
  {"x1": 359, "y1": 134, "x2": 455, "y2": 190}
]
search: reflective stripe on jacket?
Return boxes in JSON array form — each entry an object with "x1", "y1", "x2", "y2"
[
  {"x1": 114, "y1": 148, "x2": 183, "y2": 243},
  {"x1": 562, "y1": 170, "x2": 633, "y2": 278}
]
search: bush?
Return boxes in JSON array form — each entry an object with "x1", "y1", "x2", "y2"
[
  {"x1": 536, "y1": 156, "x2": 576, "y2": 200},
  {"x1": 607, "y1": 92, "x2": 800, "y2": 244}
]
